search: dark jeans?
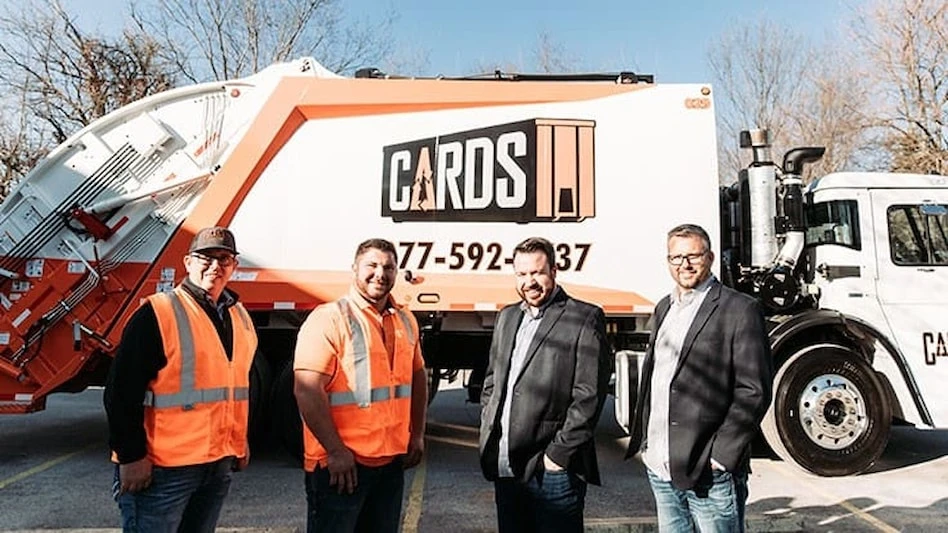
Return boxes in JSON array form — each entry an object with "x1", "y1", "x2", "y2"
[
  {"x1": 304, "y1": 459, "x2": 405, "y2": 533},
  {"x1": 646, "y1": 467, "x2": 749, "y2": 533},
  {"x1": 494, "y1": 469, "x2": 587, "y2": 533},
  {"x1": 113, "y1": 457, "x2": 234, "y2": 533}
]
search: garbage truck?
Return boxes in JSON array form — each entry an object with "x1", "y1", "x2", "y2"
[{"x1": 0, "y1": 57, "x2": 945, "y2": 477}]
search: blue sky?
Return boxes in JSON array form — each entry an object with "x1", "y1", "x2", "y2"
[
  {"x1": 60, "y1": 0, "x2": 854, "y2": 83},
  {"x1": 348, "y1": 0, "x2": 854, "y2": 81}
]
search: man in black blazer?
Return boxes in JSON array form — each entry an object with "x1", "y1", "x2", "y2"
[
  {"x1": 479, "y1": 236, "x2": 611, "y2": 533},
  {"x1": 626, "y1": 224, "x2": 772, "y2": 533}
]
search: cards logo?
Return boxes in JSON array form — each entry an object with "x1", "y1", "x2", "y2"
[{"x1": 382, "y1": 119, "x2": 596, "y2": 223}]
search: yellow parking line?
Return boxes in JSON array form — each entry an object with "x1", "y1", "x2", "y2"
[
  {"x1": 0, "y1": 445, "x2": 93, "y2": 490},
  {"x1": 770, "y1": 462, "x2": 900, "y2": 533},
  {"x1": 401, "y1": 453, "x2": 427, "y2": 533}
]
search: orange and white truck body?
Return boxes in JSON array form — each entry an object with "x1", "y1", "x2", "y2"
[{"x1": 0, "y1": 58, "x2": 717, "y2": 415}]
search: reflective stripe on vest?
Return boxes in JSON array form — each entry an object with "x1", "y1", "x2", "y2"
[
  {"x1": 396, "y1": 308, "x2": 415, "y2": 345},
  {"x1": 331, "y1": 298, "x2": 413, "y2": 408},
  {"x1": 233, "y1": 305, "x2": 253, "y2": 402},
  {"x1": 234, "y1": 304, "x2": 253, "y2": 331},
  {"x1": 143, "y1": 291, "x2": 249, "y2": 409},
  {"x1": 329, "y1": 384, "x2": 413, "y2": 406}
]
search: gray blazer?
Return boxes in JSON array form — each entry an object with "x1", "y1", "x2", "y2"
[
  {"x1": 479, "y1": 288, "x2": 611, "y2": 485},
  {"x1": 626, "y1": 279, "x2": 773, "y2": 490}
]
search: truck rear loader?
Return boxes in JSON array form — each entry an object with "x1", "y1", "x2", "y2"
[{"x1": 1, "y1": 58, "x2": 945, "y2": 477}]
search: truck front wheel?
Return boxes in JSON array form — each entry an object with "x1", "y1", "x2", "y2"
[{"x1": 761, "y1": 343, "x2": 891, "y2": 476}]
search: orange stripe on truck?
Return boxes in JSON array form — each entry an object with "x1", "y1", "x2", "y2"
[{"x1": 224, "y1": 268, "x2": 653, "y2": 316}]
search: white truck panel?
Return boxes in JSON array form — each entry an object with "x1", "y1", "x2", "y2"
[{"x1": 230, "y1": 86, "x2": 719, "y2": 307}]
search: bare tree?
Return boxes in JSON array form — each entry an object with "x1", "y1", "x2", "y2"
[
  {"x1": 854, "y1": 0, "x2": 948, "y2": 175},
  {"x1": 708, "y1": 20, "x2": 811, "y2": 181},
  {"x1": 0, "y1": 0, "x2": 176, "y2": 198},
  {"x1": 0, "y1": 92, "x2": 52, "y2": 199},
  {"x1": 708, "y1": 19, "x2": 875, "y2": 183},
  {"x1": 468, "y1": 32, "x2": 578, "y2": 76},
  {"x1": 787, "y1": 52, "x2": 879, "y2": 177},
  {"x1": 378, "y1": 45, "x2": 430, "y2": 78},
  {"x1": 534, "y1": 31, "x2": 578, "y2": 73},
  {"x1": 129, "y1": 0, "x2": 397, "y2": 82}
]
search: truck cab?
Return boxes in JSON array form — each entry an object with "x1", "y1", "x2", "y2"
[
  {"x1": 807, "y1": 172, "x2": 948, "y2": 429},
  {"x1": 719, "y1": 130, "x2": 948, "y2": 476}
]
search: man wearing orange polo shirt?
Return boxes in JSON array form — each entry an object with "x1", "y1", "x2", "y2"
[{"x1": 294, "y1": 238, "x2": 427, "y2": 533}]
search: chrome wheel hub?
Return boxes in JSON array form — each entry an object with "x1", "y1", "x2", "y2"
[{"x1": 798, "y1": 373, "x2": 867, "y2": 450}]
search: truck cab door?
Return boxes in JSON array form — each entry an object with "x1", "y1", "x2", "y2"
[{"x1": 871, "y1": 189, "x2": 948, "y2": 426}]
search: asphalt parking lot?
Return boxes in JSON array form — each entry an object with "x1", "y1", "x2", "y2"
[{"x1": 1, "y1": 383, "x2": 947, "y2": 532}]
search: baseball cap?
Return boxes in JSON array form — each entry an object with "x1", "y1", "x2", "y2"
[{"x1": 189, "y1": 226, "x2": 239, "y2": 255}]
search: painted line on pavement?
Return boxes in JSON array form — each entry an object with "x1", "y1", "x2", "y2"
[
  {"x1": 401, "y1": 453, "x2": 427, "y2": 533},
  {"x1": 586, "y1": 513, "x2": 813, "y2": 531},
  {"x1": 587, "y1": 516, "x2": 657, "y2": 526},
  {"x1": 0, "y1": 444, "x2": 95, "y2": 490},
  {"x1": 427, "y1": 421, "x2": 478, "y2": 435},
  {"x1": 770, "y1": 462, "x2": 899, "y2": 532},
  {"x1": 426, "y1": 434, "x2": 478, "y2": 449}
]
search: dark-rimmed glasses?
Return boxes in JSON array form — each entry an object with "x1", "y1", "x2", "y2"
[
  {"x1": 667, "y1": 252, "x2": 707, "y2": 266},
  {"x1": 190, "y1": 252, "x2": 236, "y2": 267}
]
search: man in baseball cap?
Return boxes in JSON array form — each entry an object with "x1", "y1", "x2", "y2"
[{"x1": 105, "y1": 225, "x2": 256, "y2": 532}]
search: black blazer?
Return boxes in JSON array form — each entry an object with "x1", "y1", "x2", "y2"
[
  {"x1": 626, "y1": 279, "x2": 773, "y2": 490},
  {"x1": 479, "y1": 288, "x2": 611, "y2": 485}
]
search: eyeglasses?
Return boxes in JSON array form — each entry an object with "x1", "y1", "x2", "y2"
[
  {"x1": 667, "y1": 252, "x2": 707, "y2": 266},
  {"x1": 190, "y1": 252, "x2": 236, "y2": 267}
]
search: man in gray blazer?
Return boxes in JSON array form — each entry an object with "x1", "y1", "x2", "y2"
[
  {"x1": 626, "y1": 224, "x2": 772, "y2": 533},
  {"x1": 479, "y1": 236, "x2": 611, "y2": 533}
]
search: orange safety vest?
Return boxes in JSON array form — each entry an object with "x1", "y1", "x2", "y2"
[
  {"x1": 303, "y1": 296, "x2": 418, "y2": 472},
  {"x1": 141, "y1": 286, "x2": 257, "y2": 467}
]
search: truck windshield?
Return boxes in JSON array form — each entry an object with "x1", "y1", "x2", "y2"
[{"x1": 804, "y1": 200, "x2": 860, "y2": 250}]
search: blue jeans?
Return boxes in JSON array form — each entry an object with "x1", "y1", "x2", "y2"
[
  {"x1": 646, "y1": 468, "x2": 748, "y2": 533},
  {"x1": 114, "y1": 457, "x2": 234, "y2": 533},
  {"x1": 304, "y1": 459, "x2": 405, "y2": 533},
  {"x1": 494, "y1": 469, "x2": 587, "y2": 533}
]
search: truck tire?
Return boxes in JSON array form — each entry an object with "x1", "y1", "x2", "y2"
[
  {"x1": 248, "y1": 349, "x2": 273, "y2": 451},
  {"x1": 761, "y1": 343, "x2": 891, "y2": 476},
  {"x1": 270, "y1": 361, "x2": 303, "y2": 462},
  {"x1": 427, "y1": 367, "x2": 440, "y2": 405}
]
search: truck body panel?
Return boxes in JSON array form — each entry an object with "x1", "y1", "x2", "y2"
[{"x1": 226, "y1": 85, "x2": 718, "y2": 312}]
